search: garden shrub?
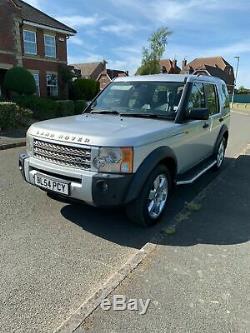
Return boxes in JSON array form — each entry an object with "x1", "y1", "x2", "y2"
[
  {"x1": 70, "y1": 78, "x2": 99, "y2": 101},
  {"x1": 74, "y1": 100, "x2": 87, "y2": 114},
  {"x1": 14, "y1": 95, "x2": 57, "y2": 120},
  {"x1": 55, "y1": 100, "x2": 75, "y2": 117},
  {"x1": 3, "y1": 67, "x2": 36, "y2": 95},
  {"x1": 0, "y1": 102, "x2": 17, "y2": 129}
]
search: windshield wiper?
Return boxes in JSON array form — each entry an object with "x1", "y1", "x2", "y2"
[
  {"x1": 91, "y1": 109, "x2": 121, "y2": 115},
  {"x1": 120, "y1": 113, "x2": 173, "y2": 120}
]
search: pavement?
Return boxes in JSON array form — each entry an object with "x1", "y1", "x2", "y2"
[
  {"x1": 0, "y1": 128, "x2": 26, "y2": 150},
  {"x1": 81, "y1": 148, "x2": 250, "y2": 333},
  {"x1": 0, "y1": 112, "x2": 250, "y2": 332}
]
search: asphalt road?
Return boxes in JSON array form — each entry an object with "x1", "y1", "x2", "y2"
[
  {"x1": 0, "y1": 112, "x2": 250, "y2": 333},
  {"x1": 83, "y1": 148, "x2": 250, "y2": 333}
]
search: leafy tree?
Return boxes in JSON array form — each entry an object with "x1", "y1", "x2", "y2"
[
  {"x1": 237, "y1": 85, "x2": 250, "y2": 94},
  {"x1": 136, "y1": 27, "x2": 172, "y2": 75},
  {"x1": 3, "y1": 66, "x2": 36, "y2": 95}
]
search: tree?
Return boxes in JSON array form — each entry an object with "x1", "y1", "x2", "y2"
[
  {"x1": 3, "y1": 66, "x2": 36, "y2": 96},
  {"x1": 237, "y1": 85, "x2": 250, "y2": 94},
  {"x1": 69, "y1": 78, "x2": 100, "y2": 101},
  {"x1": 136, "y1": 27, "x2": 172, "y2": 75}
]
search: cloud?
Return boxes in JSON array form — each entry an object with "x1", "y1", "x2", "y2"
[
  {"x1": 56, "y1": 15, "x2": 99, "y2": 28},
  {"x1": 101, "y1": 22, "x2": 136, "y2": 35},
  {"x1": 69, "y1": 36, "x2": 84, "y2": 46},
  {"x1": 207, "y1": 40, "x2": 250, "y2": 56},
  {"x1": 108, "y1": 0, "x2": 250, "y2": 24},
  {"x1": 24, "y1": 0, "x2": 42, "y2": 9}
]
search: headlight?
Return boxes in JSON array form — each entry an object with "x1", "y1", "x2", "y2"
[
  {"x1": 93, "y1": 147, "x2": 133, "y2": 173},
  {"x1": 26, "y1": 134, "x2": 33, "y2": 156}
]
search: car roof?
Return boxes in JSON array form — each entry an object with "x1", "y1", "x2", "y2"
[{"x1": 113, "y1": 74, "x2": 225, "y2": 84}]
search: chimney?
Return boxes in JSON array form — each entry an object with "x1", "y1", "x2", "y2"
[
  {"x1": 173, "y1": 59, "x2": 177, "y2": 68},
  {"x1": 182, "y1": 59, "x2": 187, "y2": 70}
]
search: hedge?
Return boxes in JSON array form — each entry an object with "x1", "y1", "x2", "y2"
[
  {"x1": 13, "y1": 96, "x2": 87, "y2": 121},
  {"x1": 0, "y1": 102, "x2": 17, "y2": 129},
  {"x1": 55, "y1": 100, "x2": 75, "y2": 117},
  {"x1": 74, "y1": 100, "x2": 87, "y2": 114},
  {"x1": 13, "y1": 95, "x2": 57, "y2": 120}
]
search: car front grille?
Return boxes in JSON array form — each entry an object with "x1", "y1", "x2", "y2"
[{"x1": 33, "y1": 139, "x2": 91, "y2": 170}]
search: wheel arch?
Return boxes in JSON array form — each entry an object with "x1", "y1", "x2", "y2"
[
  {"x1": 214, "y1": 124, "x2": 229, "y2": 153},
  {"x1": 125, "y1": 146, "x2": 177, "y2": 203}
]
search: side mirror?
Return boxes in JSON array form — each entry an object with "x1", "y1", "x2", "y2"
[{"x1": 189, "y1": 108, "x2": 209, "y2": 120}]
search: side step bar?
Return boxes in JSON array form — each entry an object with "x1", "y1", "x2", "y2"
[{"x1": 176, "y1": 160, "x2": 217, "y2": 185}]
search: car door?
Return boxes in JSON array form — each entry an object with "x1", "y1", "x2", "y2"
[
  {"x1": 175, "y1": 82, "x2": 213, "y2": 173},
  {"x1": 203, "y1": 83, "x2": 222, "y2": 152}
]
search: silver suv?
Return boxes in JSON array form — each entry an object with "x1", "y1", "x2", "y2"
[{"x1": 19, "y1": 74, "x2": 230, "y2": 226}]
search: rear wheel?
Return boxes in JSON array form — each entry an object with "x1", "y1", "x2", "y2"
[
  {"x1": 214, "y1": 137, "x2": 226, "y2": 170},
  {"x1": 125, "y1": 165, "x2": 171, "y2": 226}
]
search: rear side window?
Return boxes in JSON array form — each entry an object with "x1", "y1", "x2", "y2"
[
  {"x1": 204, "y1": 84, "x2": 219, "y2": 115},
  {"x1": 187, "y1": 82, "x2": 206, "y2": 112},
  {"x1": 221, "y1": 84, "x2": 230, "y2": 109}
]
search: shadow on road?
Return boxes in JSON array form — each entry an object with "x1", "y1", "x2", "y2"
[
  {"x1": 164, "y1": 153, "x2": 250, "y2": 247},
  {"x1": 59, "y1": 156, "x2": 250, "y2": 249}
]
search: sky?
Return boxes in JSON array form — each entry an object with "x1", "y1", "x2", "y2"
[{"x1": 26, "y1": 0, "x2": 250, "y2": 87}]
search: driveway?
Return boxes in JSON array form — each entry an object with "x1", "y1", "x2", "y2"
[{"x1": 0, "y1": 112, "x2": 249, "y2": 332}]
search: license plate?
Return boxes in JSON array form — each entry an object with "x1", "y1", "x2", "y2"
[{"x1": 34, "y1": 173, "x2": 70, "y2": 195}]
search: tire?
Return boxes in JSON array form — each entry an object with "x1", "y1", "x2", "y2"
[
  {"x1": 125, "y1": 164, "x2": 172, "y2": 226},
  {"x1": 213, "y1": 137, "x2": 226, "y2": 170}
]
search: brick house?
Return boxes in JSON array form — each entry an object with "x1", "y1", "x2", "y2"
[
  {"x1": 0, "y1": 0, "x2": 76, "y2": 98},
  {"x1": 71, "y1": 60, "x2": 128, "y2": 90},
  {"x1": 72, "y1": 61, "x2": 107, "y2": 81},
  {"x1": 97, "y1": 69, "x2": 128, "y2": 90},
  {"x1": 159, "y1": 59, "x2": 181, "y2": 74},
  {"x1": 181, "y1": 57, "x2": 235, "y2": 93}
]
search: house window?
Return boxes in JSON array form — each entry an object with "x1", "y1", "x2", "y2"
[
  {"x1": 32, "y1": 73, "x2": 40, "y2": 96},
  {"x1": 46, "y1": 73, "x2": 58, "y2": 97},
  {"x1": 23, "y1": 30, "x2": 37, "y2": 55},
  {"x1": 44, "y1": 35, "x2": 56, "y2": 58}
]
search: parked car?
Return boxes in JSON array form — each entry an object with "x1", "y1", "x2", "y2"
[{"x1": 19, "y1": 74, "x2": 230, "y2": 226}]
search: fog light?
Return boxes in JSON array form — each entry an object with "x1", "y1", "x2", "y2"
[{"x1": 97, "y1": 180, "x2": 109, "y2": 192}]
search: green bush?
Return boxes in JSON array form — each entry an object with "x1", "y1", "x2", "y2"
[
  {"x1": 70, "y1": 78, "x2": 99, "y2": 101},
  {"x1": 3, "y1": 67, "x2": 36, "y2": 95},
  {"x1": 55, "y1": 100, "x2": 75, "y2": 117},
  {"x1": 14, "y1": 96, "x2": 78, "y2": 120},
  {"x1": 74, "y1": 100, "x2": 87, "y2": 114},
  {"x1": 14, "y1": 95, "x2": 57, "y2": 120},
  {"x1": 0, "y1": 102, "x2": 17, "y2": 129}
]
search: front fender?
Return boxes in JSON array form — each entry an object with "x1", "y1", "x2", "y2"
[{"x1": 125, "y1": 146, "x2": 177, "y2": 203}]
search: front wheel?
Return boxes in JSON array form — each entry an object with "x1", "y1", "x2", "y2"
[{"x1": 125, "y1": 165, "x2": 171, "y2": 226}]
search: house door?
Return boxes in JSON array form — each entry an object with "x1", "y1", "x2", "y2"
[{"x1": 0, "y1": 69, "x2": 7, "y2": 97}]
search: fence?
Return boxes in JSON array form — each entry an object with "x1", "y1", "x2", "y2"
[{"x1": 229, "y1": 94, "x2": 250, "y2": 103}]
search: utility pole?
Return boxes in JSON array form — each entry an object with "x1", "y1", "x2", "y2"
[{"x1": 231, "y1": 56, "x2": 240, "y2": 105}]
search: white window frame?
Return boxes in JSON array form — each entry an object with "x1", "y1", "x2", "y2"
[
  {"x1": 23, "y1": 30, "x2": 37, "y2": 55},
  {"x1": 32, "y1": 73, "x2": 40, "y2": 96},
  {"x1": 46, "y1": 73, "x2": 58, "y2": 97},
  {"x1": 44, "y1": 34, "x2": 56, "y2": 58}
]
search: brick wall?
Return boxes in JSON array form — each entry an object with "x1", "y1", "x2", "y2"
[
  {"x1": 0, "y1": 0, "x2": 20, "y2": 65},
  {"x1": 0, "y1": 1, "x2": 71, "y2": 98}
]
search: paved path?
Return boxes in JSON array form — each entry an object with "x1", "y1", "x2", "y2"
[
  {"x1": 82, "y1": 148, "x2": 250, "y2": 333},
  {"x1": 0, "y1": 112, "x2": 250, "y2": 332},
  {"x1": 0, "y1": 128, "x2": 26, "y2": 149}
]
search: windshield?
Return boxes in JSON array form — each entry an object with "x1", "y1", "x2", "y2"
[{"x1": 90, "y1": 81, "x2": 185, "y2": 120}]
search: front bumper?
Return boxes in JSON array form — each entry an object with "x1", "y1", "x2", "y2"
[{"x1": 19, "y1": 153, "x2": 133, "y2": 207}]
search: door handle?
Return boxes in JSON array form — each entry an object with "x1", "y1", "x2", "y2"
[
  {"x1": 203, "y1": 123, "x2": 209, "y2": 129},
  {"x1": 219, "y1": 117, "x2": 224, "y2": 122}
]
